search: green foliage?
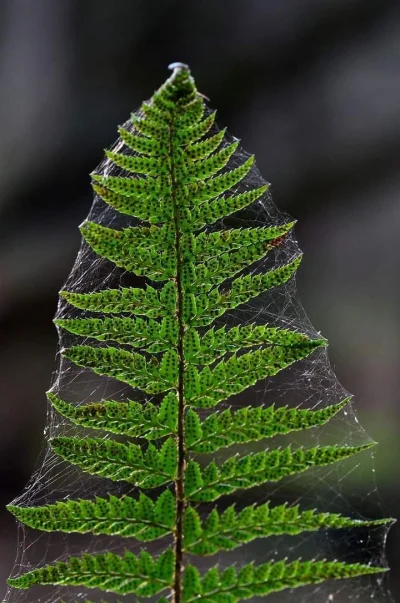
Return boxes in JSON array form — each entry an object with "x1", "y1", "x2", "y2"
[
  {"x1": 63, "y1": 345, "x2": 179, "y2": 393},
  {"x1": 7, "y1": 63, "x2": 390, "y2": 602},
  {"x1": 60, "y1": 281, "x2": 177, "y2": 317},
  {"x1": 56, "y1": 315, "x2": 178, "y2": 350},
  {"x1": 181, "y1": 560, "x2": 386, "y2": 603},
  {"x1": 51, "y1": 436, "x2": 177, "y2": 487},
  {"x1": 8, "y1": 549, "x2": 175, "y2": 596},
  {"x1": 8, "y1": 490, "x2": 176, "y2": 541},
  {"x1": 184, "y1": 443, "x2": 374, "y2": 502},
  {"x1": 184, "y1": 339, "x2": 325, "y2": 408},
  {"x1": 183, "y1": 502, "x2": 388, "y2": 556},
  {"x1": 48, "y1": 391, "x2": 178, "y2": 438},
  {"x1": 184, "y1": 398, "x2": 350, "y2": 453}
]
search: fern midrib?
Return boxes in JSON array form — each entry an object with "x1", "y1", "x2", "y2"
[
  {"x1": 49, "y1": 514, "x2": 171, "y2": 532},
  {"x1": 169, "y1": 108, "x2": 186, "y2": 603}
]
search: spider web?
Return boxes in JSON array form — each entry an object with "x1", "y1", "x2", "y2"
[{"x1": 2, "y1": 105, "x2": 394, "y2": 603}]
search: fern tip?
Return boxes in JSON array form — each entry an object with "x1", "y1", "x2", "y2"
[
  {"x1": 361, "y1": 440, "x2": 378, "y2": 451},
  {"x1": 369, "y1": 517, "x2": 397, "y2": 527},
  {"x1": 6, "y1": 505, "x2": 17, "y2": 514}
]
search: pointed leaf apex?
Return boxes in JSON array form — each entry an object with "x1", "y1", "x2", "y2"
[
  {"x1": 364, "y1": 441, "x2": 378, "y2": 450},
  {"x1": 6, "y1": 505, "x2": 17, "y2": 514},
  {"x1": 369, "y1": 517, "x2": 397, "y2": 527},
  {"x1": 336, "y1": 395, "x2": 353, "y2": 410}
]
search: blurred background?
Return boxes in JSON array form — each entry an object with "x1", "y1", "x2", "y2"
[{"x1": 0, "y1": 0, "x2": 399, "y2": 600}]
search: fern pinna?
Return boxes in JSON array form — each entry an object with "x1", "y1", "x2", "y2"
[{"x1": 7, "y1": 63, "x2": 390, "y2": 602}]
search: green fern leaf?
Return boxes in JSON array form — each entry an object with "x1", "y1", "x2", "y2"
[
  {"x1": 60, "y1": 280, "x2": 177, "y2": 316},
  {"x1": 185, "y1": 257, "x2": 301, "y2": 326},
  {"x1": 185, "y1": 443, "x2": 374, "y2": 502},
  {"x1": 104, "y1": 150, "x2": 160, "y2": 176},
  {"x1": 92, "y1": 183, "x2": 167, "y2": 222},
  {"x1": 118, "y1": 126, "x2": 160, "y2": 155},
  {"x1": 182, "y1": 560, "x2": 385, "y2": 603},
  {"x1": 176, "y1": 111, "x2": 216, "y2": 144},
  {"x1": 183, "y1": 502, "x2": 390, "y2": 555},
  {"x1": 81, "y1": 219, "x2": 174, "y2": 251},
  {"x1": 133, "y1": 113, "x2": 168, "y2": 139},
  {"x1": 192, "y1": 323, "x2": 325, "y2": 364},
  {"x1": 192, "y1": 241, "x2": 287, "y2": 289},
  {"x1": 185, "y1": 141, "x2": 239, "y2": 182},
  {"x1": 51, "y1": 436, "x2": 177, "y2": 486},
  {"x1": 185, "y1": 397, "x2": 349, "y2": 453},
  {"x1": 8, "y1": 549, "x2": 175, "y2": 596},
  {"x1": 188, "y1": 185, "x2": 269, "y2": 229},
  {"x1": 56, "y1": 315, "x2": 178, "y2": 350},
  {"x1": 63, "y1": 345, "x2": 178, "y2": 393},
  {"x1": 49, "y1": 391, "x2": 178, "y2": 438},
  {"x1": 80, "y1": 221, "x2": 176, "y2": 278},
  {"x1": 92, "y1": 172, "x2": 160, "y2": 200},
  {"x1": 188, "y1": 155, "x2": 254, "y2": 202},
  {"x1": 7, "y1": 63, "x2": 389, "y2": 602},
  {"x1": 185, "y1": 339, "x2": 324, "y2": 407},
  {"x1": 186, "y1": 129, "x2": 226, "y2": 160},
  {"x1": 193, "y1": 222, "x2": 295, "y2": 260},
  {"x1": 8, "y1": 490, "x2": 176, "y2": 540}
]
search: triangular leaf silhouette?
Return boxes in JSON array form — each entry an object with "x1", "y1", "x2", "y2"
[{"x1": 7, "y1": 63, "x2": 389, "y2": 603}]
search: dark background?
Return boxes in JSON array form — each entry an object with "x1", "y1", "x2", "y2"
[{"x1": 0, "y1": 0, "x2": 399, "y2": 600}]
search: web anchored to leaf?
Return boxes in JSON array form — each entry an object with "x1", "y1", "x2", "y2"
[{"x1": 4, "y1": 63, "x2": 393, "y2": 603}]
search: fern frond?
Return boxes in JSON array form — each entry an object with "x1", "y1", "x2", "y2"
[
  {"x1": 80, "y1": 221, "x2": 177, "y2": 279},
  {"x1": 51, "y1": 436, "x2": 177, "y2": 487},
  {"x1": 192, "y1": 242, "x2": 288, "y2": 289},
  {"x1": 63, "y1": 346, "x2": 178, "y2": 393},
  {"x1": 8, "y1": 63, "x2": 389, "y2": 602},
  {"x1": 81, "y1": 220, "x2": 174, "y2": 251},
  {"x1": 188, "y1": 185, "x2": 269, "y2": 229},
  {"x1": 192, "y1": 323, "x2": 326, "y2": 364},
  {"x1": 104, "y1": 150, "x2": 160, "y2": 176},
  {"x1": 8, "y1": 489, "x2": 176, "y2": 540},
  {"x1": 185, "y1": 443, "x2": 374, "y2": 502},
  {"x1": 186, "y1": 129, "x2": 226, "y2": 160},
  {"x1": 92, "y1": 183, "x2": 168, "y2": 223},
  {"x1": 81, "y1": 220, "x2": 174, "y2": 262},
  {"x1": 118, "y1": 126, "x2": 160, "y2": 155},
  {"x1": 92, "y1": 173, "x2": 160, "y2": 200},
  {"x1": 8, "y1": 549, "x2": 175, "y2": 596},
  {"x1": 221, "y1": 256, "x2": 301, "y2": 306},
  {"x1": 185, "y1": 257, "x2": 301, "y2": 326},
  {"x1": 176, "y1": 111, "x2": 216, "y2": 144},
  {"x1": 188, "y1": 156, "x2": 254, "y2": 203},
  {"x1": 193, "y1": 222, "x2": 295, "y2": 260},
  {"x1": 183, "y1": 502, "x2": 390, "y2": 555},
  {"x1": 60, "y1": 281, "x2": 177, "y2": 317},
  {"x1": 174, "y1": 96, "x2": 204, "y2": 127},
  {"x1": 183, "y1": 324, "x2": 324, "y2": 366},
  {"x1": 56, "y1": 315, "x2": 178, "y2": 350},
  {"x1": 182, "y1": 560, "x2": 385, "y2": 603},
  {"x1": 184, "y1": 398, "x2": 350, "y2": 453},
  {"x1": 185, "y1": 141, "x2": 239, "y2": 182},
  {"x1": 185, "y1": 339, "x2": 324, "y2": 408},
  {"x1": 49, "y1": 391, "x2": 178, "y2": 438},
  {"x1": 133, "y1": 114, "x2": 169, "y2": 139}
]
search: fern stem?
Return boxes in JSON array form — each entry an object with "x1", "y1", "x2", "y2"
[{"x1": 170, "y1": 94, "x2": 186, "y2": 603}]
